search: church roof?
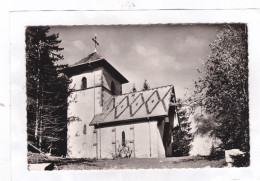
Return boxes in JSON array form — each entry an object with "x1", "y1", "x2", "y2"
[
  {"x1": 70, "y1": 51, "x2": 102, "y2": 67},
  {"x1": 90, "y1": 85, "x2": 176, "y2": 126},
  {"x1": 62, "y1": 51, "x2": 128, "y2": 84}
]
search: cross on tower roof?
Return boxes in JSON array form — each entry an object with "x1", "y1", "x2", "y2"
[{"x1": 92, "y1": 34, "x2": 99, "y2": 52}]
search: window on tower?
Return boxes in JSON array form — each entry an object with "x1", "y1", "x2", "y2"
[
  {"x1": 111, "y1": 81, "x2": 115, "y2": 95},
  {"x1": 83, "y1": 124, "x2": 87, "y2": 134},
  {"x1": 81, "y1": 77, "x2": 87, "y2": 89}
]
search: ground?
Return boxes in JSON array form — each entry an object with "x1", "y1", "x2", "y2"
[
  {"x1": 28, "y1": 152, "x2": 226, "y2": 170},
  {"x1": 55, "y1": 157, "x2": 225, "y2": 170}
]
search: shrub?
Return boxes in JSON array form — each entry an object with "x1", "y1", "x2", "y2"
[{"x1": 230, "y1": 152, "x2": 250, "y2": 167}]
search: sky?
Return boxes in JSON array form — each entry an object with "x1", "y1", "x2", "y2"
[{"x1": 50, "y1": 24, "x2": 220, "y2": 98}]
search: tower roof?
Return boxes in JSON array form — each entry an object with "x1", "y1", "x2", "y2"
[
  {"x1": 63, "y1": 51, "x2": 128, "y2": 84},
  {"x1": 71, "y1": 51, "x2": 102, "y2": 67}
]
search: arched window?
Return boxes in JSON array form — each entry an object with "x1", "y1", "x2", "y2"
[
  {"x1": 122, "y1": 131, "x2": 126, "y2": 147},
  {"x1": 111, "y1": 81, "x2": 115, "y2": 95},
  {"x1": 81, "y1": 77, "x2": 87, "y2": 89},
  {"x1": 83, "y1": 124, "x2": 87, "y2": 134}
]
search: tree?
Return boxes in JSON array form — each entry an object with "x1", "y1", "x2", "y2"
[
  {"x1": 192, "y1": 112, "x2": 222, "y2": 158},
  {"x1": 142, "y1": 79, "x2": 150, "y2": 91},
  {"x1": 189, "y1": 24, "x2": 249, "y2": 155},
  {"x1": 132, "y1": 83, "x2": 137, "y2": 93},
  {"x1": 26, "y1": 26, "x2": 70, "y2": 156},
  {"x1": 193, "y1": 113, "x2": 216, "y2": 137},
  {"x1": 172, "y1": 98, "x2": 193, "y2": 156}
]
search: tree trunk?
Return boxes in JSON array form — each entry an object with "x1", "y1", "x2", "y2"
[{"x1": 35, "y1": 43, "x2": 42, "y2": 148}]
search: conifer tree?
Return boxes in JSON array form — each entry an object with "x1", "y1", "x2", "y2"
[
  {"x1": 132, "y1": 83, "x2": 136, "y2": 93},
  {"x1": 26, "y1": 26, "x2": 70, "y2": 156},
  {"x1": 172, "y1": 98, "x2": 193, "y2": 156},
  {"x1": 142, "y1": 79, "x2": 150, "y2": 91}
]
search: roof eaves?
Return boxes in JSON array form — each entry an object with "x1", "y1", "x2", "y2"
[{"x1": 90, "y1": 114, "x2": 168, "y2": 126}]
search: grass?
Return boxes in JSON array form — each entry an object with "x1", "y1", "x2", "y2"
[
  {"x1": 55, "y1": 157, "x2": 225, "y2": 170},
  {"x1": 28, "y1": 152, "x2": 226, "y2": 170}
]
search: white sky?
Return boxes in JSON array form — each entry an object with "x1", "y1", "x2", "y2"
[{"x1": 50, "y1": 24, "x2": 220, "y2": 98}]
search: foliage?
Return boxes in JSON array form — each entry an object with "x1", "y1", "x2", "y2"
[
  {"x1": 189, "y1": 24, "x2": 249, "y2": 155},
  {"x1": 208, "y1": 144, "x2": 225, "y2": 160},
  {"x1": 230, "y1": 152, "x2": 250, "y2": 167},
  {"x1": 142, "y1": 79, "x2": 150, "y2": 90},
  {"x1": 26, "y1": 26, "x2": 70, "y2": 156},
  {"x1": 193, "y1": 113, "x2": 217, "y2": 137},
  {"x1": 172, "y1": 99, "x2": 193, "y2": 157},
  {"x1": 132, "y1": 83, "x2": 137, "y2": 93}
]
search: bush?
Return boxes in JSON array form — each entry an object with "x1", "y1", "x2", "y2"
[
  {"x1": 230, "y1": 152, "x2": 250, "y2": 167},
  {"x1": 208, "y1": 144, "x2": 225, "y2": 160}
]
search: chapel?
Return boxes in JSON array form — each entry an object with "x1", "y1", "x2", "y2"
[{"x1": 63, "y1": 39, "x2": 179, "y2": 159}]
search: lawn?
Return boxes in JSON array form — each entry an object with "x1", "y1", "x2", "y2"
[
  {"x1": 27, "y1": 152, "x2": 226, "y2": 170},
  {"x1": 54, "y1": 157, "x2": 225, "y2": 170}
]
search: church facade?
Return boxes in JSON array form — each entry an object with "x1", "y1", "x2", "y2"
[{"x1": 64, "y1": 50, "x2": 179, "y2": 159}]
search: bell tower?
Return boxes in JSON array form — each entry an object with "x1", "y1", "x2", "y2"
[{"x1": 63, "y1": 37, "x2": 128, "y2": 158}]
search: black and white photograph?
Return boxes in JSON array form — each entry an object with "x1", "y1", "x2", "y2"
[{"x1": 25, "y1": 24, "x2": 249, "y2": 170}]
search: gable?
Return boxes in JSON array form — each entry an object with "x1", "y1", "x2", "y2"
[{"x1": 90, "y1": 85, "x2": 176, "y2": 126}]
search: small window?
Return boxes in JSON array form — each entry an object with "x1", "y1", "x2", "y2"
[
  {"x1": 122, "y1": 131, "x2": 126, "y2": 147},
  {"x1": 111, "y1": 81, "x2": 115, "y2": 95},
  {"x1": 83, "y1": 124, "x2": 87, "y2": 134},
  {"x1": 81, "y1": 77, "x2": 87, "y2": 89}
]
